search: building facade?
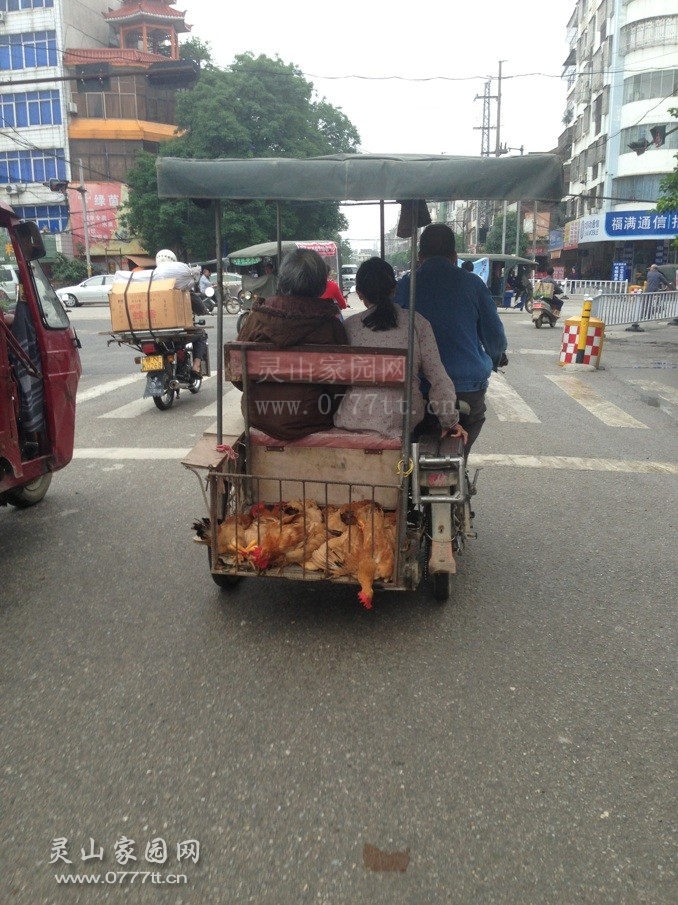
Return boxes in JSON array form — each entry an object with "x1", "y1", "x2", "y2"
[
  {"x1": 0, "y1": 0, "x2": 191, "y2": 269},
  {"x1": 555, "y1": 0, "x2": 678, "y2": 280}
]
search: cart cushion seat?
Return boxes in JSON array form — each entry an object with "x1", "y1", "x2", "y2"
[{"x1": 249, "y1": 427, "x2": 401, "y2": 451}]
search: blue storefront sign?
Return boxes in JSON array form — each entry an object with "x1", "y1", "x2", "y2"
[
  {"x1": 612, "y1": 261, "x2": 629, "y2": 281},
  {"x1": 604, "y1": 210, "x2": 678, "y2": 239}
]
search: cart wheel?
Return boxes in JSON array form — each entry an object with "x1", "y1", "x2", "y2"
[
  {"x1": 153, "y1": 378, "x2": 175, "y2": 410},
  {"x1": 208, "y1": 550, "x2": 241, "y2": 590},
  {"x1": 6, "y1": 473, "x2": 52, "y2": 508},
  {"x1": 236, "y1": 311, "x2": 249, "y2": 333},
  {"x1": 225, "y1": 298, "x2": 241, "y2": 315},
  {"x1": 431, "y1": 571, "x2": 450, "y2": 602},
  {"x1": 524, "y1": 297, "x2": 534, "y2": 313}
]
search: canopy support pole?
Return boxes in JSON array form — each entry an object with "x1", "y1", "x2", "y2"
[
  {"x1": 276, "y1": 203, "x2": 282, "y2": 264},
  {"x1": 214, "y1": 200, "x2": 224, "y2": 445},
  {"x1": 515, "y1": 200, "x2": 521, "y2": 256},
  {"x1": 396, "y1": 201, "x2": 419, "y2": 585},
  {"x1": 379, "y1": 201, "x2": 385, "y2": 259}
]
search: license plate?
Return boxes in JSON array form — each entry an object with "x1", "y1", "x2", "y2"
[{"x1": 141, "y1": 354, "x2": 164, "y2": 372}]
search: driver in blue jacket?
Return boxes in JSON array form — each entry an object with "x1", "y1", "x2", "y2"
[{"x1": 395, "y1": 223, "x2": 507, "y2": 454}]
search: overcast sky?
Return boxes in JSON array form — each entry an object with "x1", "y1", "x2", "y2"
[{"x1": 181, "y1": 0, "x2": 574, "y2": 241}]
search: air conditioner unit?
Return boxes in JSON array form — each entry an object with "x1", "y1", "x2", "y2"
[
  {"x1": 67, "y1": 101, "x2": 78, "y2": 115},
  {"x1": 0, "y1": 12, "x2": 6, "y2": 24}
]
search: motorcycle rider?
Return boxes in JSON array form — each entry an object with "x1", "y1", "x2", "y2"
[
  {"x1": 155, "y1": 249, "x2": 208, "y2": 382},
  {"x1": 538, "y1": 266, "x2": 565, "y2": 315}
]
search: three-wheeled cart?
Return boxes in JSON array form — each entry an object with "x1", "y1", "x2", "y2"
[{"x1": 157, "y1": 153, "x2": 563, "y2": 605}]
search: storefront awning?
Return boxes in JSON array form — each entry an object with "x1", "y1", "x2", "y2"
[{"x1": 126, "y1": 254, "x2": 155, "y2": 267}]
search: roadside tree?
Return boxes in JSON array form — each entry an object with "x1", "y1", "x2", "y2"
[{"x1": 121, "y1": 53, "x2": 360, "y2": 261}]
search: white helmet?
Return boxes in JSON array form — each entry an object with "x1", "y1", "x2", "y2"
[{"x1": 155, "y1": 248, "x2": 177, "y2": 265}]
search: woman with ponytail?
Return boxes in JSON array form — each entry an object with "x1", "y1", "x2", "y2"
[{"x1": 334, "y1": 257, "x2": 467, "y2": 443}]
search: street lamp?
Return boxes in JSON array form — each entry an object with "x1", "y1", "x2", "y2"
[{"x1": 44, "y1": 164, "x2": 92, "y2": 276}]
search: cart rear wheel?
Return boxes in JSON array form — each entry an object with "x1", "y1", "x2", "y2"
[
  {"x1": 6, "y1": 473, "x2": 52, "y2": 508},
  {"x1": 524, "y1": 296, "x2": 534, "y2": 313},
  {"x1": 431, "y1": 571, "x2": 450, "y2": 602},
  {"x1": 420, "y1": 510, "x2": 450, "y2": 603}
]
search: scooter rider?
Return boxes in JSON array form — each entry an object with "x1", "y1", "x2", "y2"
[
  {"x1": 539, "y1": 266, "x2": 565, "y2": 314},
  {"x1": 155, "y1": 249, "x2": 208, "y2": 382}
]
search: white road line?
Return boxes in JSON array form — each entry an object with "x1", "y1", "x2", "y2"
[
  {"x1": 193, "y1": 386, "x2": 234, "y2": 417},
  {"x1": 622, "y1": 377, "x2": 678, "y2": 407},
  {"x1": 77, "y1": 374, "x2": 144, "y2": 402},
  {"x1": 547, "y1": 374, "x2": 648, "y2": 428},
  {"x1": 509, "y1": 348, "x2": 560, "y2": 356},
  {"x1": 99, "y1": 397, "x2": 155, "y2": 419},
  {"x1": 470, "y1": 454, "x2": 677, "y2": 474},
  {"x1": 74, "y1": 448, "x2": 190, "y2": 460},
  {"x1": 487, "y1": 374, "x2": 540, "y2": 423},
  {"x1": 70, "y1": 448, "x2": 678, "y2": 474}
]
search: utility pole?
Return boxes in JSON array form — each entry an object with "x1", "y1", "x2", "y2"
[
  {"x1": 76, "y1": 159, "x2": 92, "y2": 277},
  {"x1": 495, "y1": 61, "x2": 504, "y2": 157}
]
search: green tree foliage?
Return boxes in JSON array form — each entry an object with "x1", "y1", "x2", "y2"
[
  {"x1": 121, "y1": 54, "x2": 360, "y2": 260},
  {"x1": 50, "y1": 253, "x2": 88, "y2": 286},
  {"x1": 485, "y1": 211, "x2": 529, "y2": 255},
  {"x1": 179, "y1": 37, "x2": 213, "y2": 69},
  {"x1": 656, "y1": 107, "x2": 678, "y2": 214}
]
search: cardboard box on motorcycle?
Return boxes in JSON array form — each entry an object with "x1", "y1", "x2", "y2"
[{"x1": 109, "y1": 278, "x2": 193, "y2": 332}]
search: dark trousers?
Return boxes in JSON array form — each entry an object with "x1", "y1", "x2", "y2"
[
  {"x1": 456, "y1": 389, "x2": 487, "y2": 457},
  {"x1": 412, "y1": 388, "x2": 487, "y2": 458}
]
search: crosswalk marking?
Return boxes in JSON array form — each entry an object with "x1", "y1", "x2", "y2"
[
  {"x1": 193, "y1": 386, "x2": 235, "y2": 418},
  {"x1": 71, "y1": 447, "x2": 678, "y2": 474},
  {"x1": 77, "y1": 374, "x2": 144, "y2": 402},
  {"x1": 547, "y1": 374, "x2": 648, "y2": 428},
  {"x1": 621, "y1": 377, "x2": 678, "y2": 407},
  {"x1": 99, "y1": 397, "x2": 155, "y2": 419},
  {"x1": 487, "y1": 374, "x2": 540, "y2": 423},
  {"x1": 76, "y1": 371, "x2": 672, "y2": 430}
]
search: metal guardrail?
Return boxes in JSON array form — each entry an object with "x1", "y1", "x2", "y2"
[
  {"x1": 590, "y1": 291, "x2": 678, "y2": 326},
  {"x1": 564, "y1": 279, "x2": 629, "y2": 295}
]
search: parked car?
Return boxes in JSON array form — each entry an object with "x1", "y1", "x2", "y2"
[
  {"x1": 57, "y1": 273, "x2": 116, "y2": 307},
  {"x1": 0, "y1": 263, "x2": 19, "y2": 303}
]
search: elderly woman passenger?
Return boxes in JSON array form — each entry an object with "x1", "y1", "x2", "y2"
[{"x1": 236, "y1": 248, "x2": 348, "y2": 440}]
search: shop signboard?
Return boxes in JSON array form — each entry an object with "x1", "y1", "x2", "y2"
[
  {"x1": 612, "y1": 261, "x2": 629, "y2": 281},
  {"x1": 604, "y1": 210, "x2": 678, "y2": 239},
  {"x1": 561, "y1": 210, "x2": 678, "y2": 246}
]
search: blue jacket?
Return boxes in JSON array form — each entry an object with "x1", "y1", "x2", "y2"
[{"x1": 395, "y1": 257, "x2": 508, "y2": 392}]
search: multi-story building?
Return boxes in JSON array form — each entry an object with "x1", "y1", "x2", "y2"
[
  {"x1": 0, "y1": 0, "x2": 192, "y2": 269},
  {"x1": 554, "y1": 0, "x2": 678, "y2": 280}
]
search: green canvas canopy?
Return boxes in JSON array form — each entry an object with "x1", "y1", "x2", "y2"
[{"x1": 156, "y1": 153, "x2": 564, "y2": 203}]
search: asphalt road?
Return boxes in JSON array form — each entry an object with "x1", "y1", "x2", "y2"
[{"x1": 1, "y1": 303, "x2": 676, "y2": 904}]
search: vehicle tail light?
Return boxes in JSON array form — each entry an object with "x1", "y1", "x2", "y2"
[{"x1": 141, "y1": 343, "x2": 156, "y2": 354}]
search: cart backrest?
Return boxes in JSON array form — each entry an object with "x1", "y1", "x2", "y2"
[{"x1": 224, "y1": 342, "x2": 407, "y2": 387}]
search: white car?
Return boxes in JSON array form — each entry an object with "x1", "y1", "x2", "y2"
[{"x1": 57, "y1": 274, "x2": 116, "y2": 307}]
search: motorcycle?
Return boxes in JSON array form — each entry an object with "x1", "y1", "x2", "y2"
[
  {"x1": 532, "y1": 294, "x2": 566, "y2": 328},
  {"x1": 235, "y1": 288, "x2": 261, "y2": 333},
  {"x1": 115, "y1": 286, "x2": 214, "y2": 411}
]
